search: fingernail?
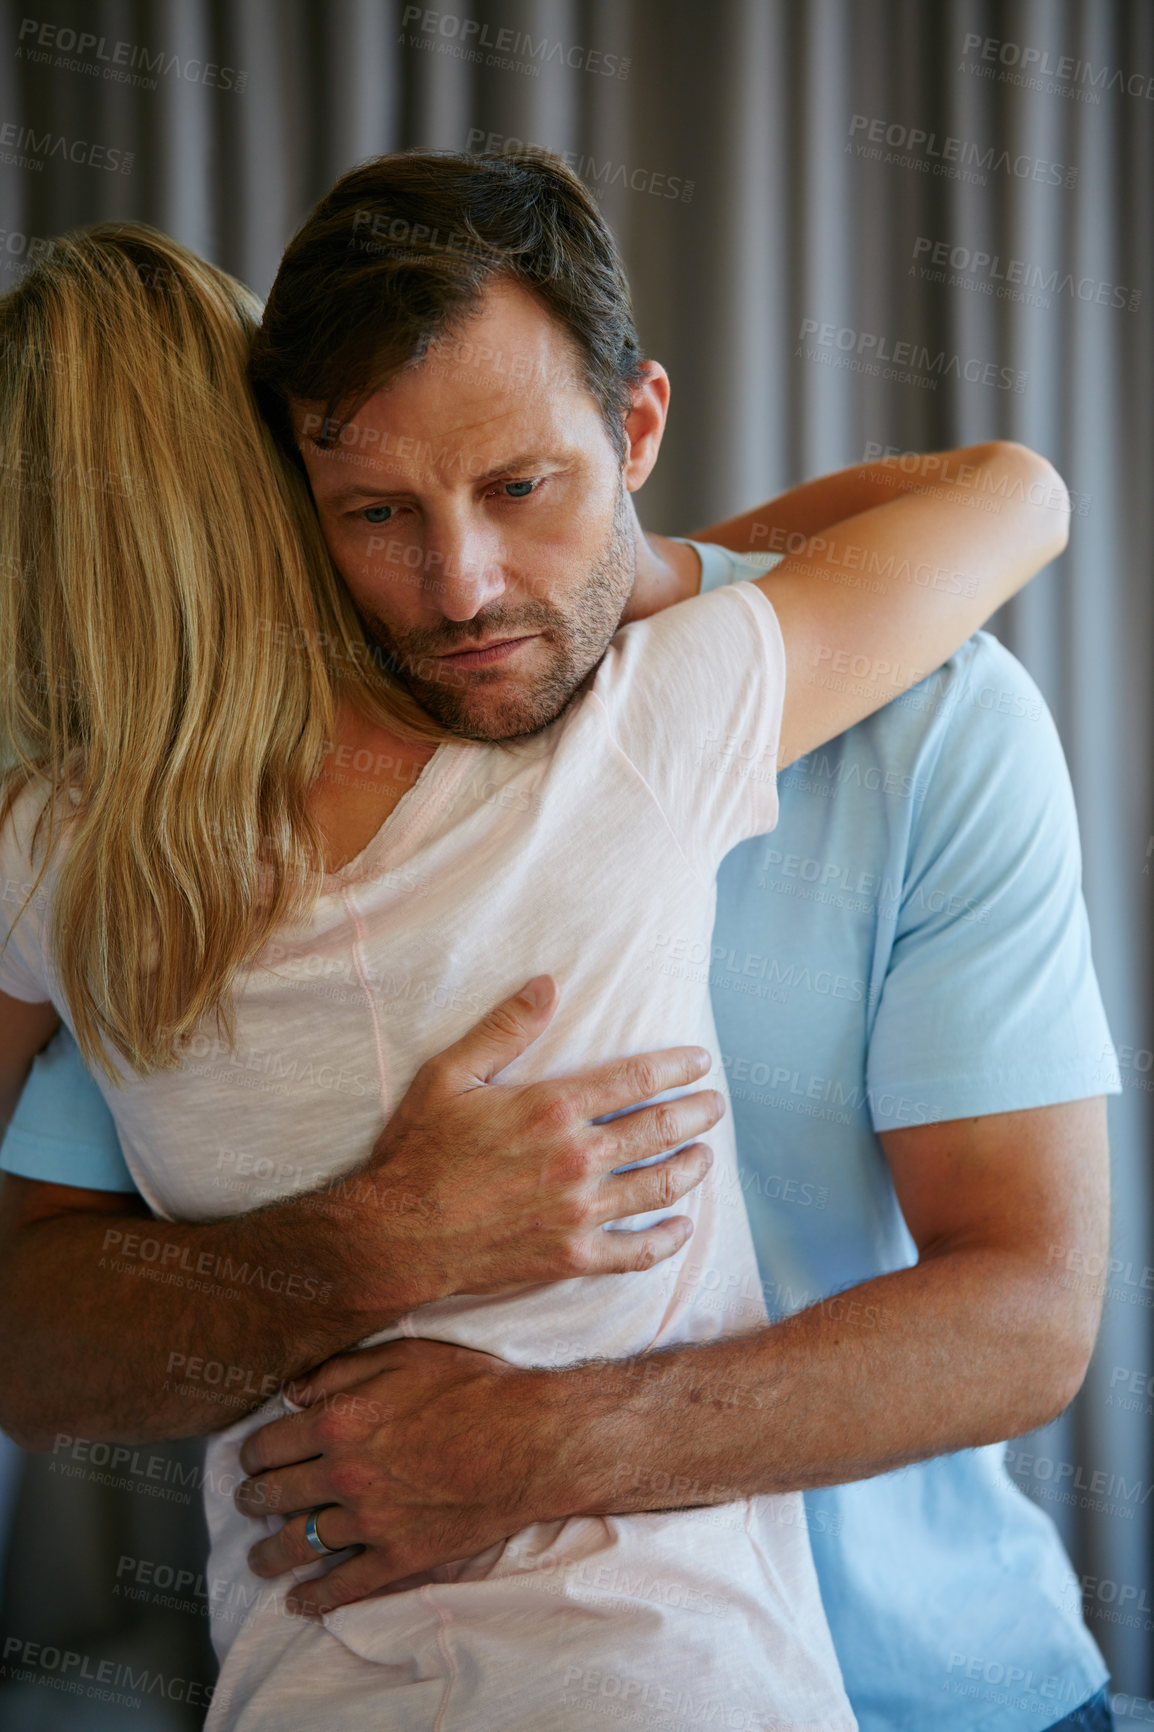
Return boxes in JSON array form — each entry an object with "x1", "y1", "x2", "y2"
[{"x1": 521, "y1": 975, "x2": 552, "y2": 1010}]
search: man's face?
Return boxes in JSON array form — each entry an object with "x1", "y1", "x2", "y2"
[{"x1": 294, "y1": 280, "x2": 637, "y2": 742}]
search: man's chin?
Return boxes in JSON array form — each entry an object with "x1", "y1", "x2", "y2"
[{"x1": 402, "y1": 677, "x2": 579, "y2": 744}]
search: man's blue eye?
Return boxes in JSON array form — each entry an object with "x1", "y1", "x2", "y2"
[
  {"x1": 363, "y1": 505, "x2": 393, "y2": 525},
  {"x1": 503, "y1": 480, "x2": 536, "y2": 498}
]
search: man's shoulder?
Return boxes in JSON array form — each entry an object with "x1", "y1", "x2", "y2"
[
  {"x1": 811, "y1": 631, "x2": 1052, "y2": 774},
  {"x1": 776, "y1": 632, "x2": 1071, "y2": 865}
]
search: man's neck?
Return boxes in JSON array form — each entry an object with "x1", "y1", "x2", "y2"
[{"x1": 620, "y1": 530, "x2": 703, "y2": 626}]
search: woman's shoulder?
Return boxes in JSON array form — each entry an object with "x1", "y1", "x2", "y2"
[{"x1": 0, "y1": 764, "x2": 78, "y2": 875}]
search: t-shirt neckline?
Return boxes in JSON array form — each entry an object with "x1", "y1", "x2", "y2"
[{"x1": 321, "y1": 737, "x2": 477, "y2": 887}]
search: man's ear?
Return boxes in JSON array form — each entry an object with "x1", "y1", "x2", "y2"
[{"x1": 622, "y1": 361, "x2": 670, "y2": 493}]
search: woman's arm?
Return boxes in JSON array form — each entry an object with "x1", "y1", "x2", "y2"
[
  {"x1": 693, "y1": 448, "x2": 971, "y2": 553},
  {"x1": 748, "y1": 440, "x2": 1068, "y2": 767},
  {"x1": 0, "y1": 990, "x2": 60, "y2": 1133}
]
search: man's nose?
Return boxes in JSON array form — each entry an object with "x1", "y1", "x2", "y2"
[{"x1": 423, "y1": 525, "x2": 507, "y2": 621}]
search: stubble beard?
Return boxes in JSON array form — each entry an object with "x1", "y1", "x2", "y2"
[{"x1": 360, "y1": 484, "x2": 637, "y2": 742}]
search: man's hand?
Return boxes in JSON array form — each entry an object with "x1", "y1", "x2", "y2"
[
  {"x1": 351, "y1": 974, "x2": 722, "y2": 1321},
  {"x1": 234, "y1": 1098, "x2": 1109, "y2": 1612},
  {"x1": 235, "y1": 1339, "x2": 559, "y2": 1615},
  {"x1": 0, "y1": 976, "x2": 721, "y2": 1446}
]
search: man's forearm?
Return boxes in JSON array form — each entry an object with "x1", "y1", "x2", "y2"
[
  {"x1": 0, "y1": 1189, "x2": 407, "y2": 1448},
  {"x1": 535, "y1": 1247, "x2": 1090, "y2": 1517},
  {"x1": 0, "y1": 984, "x2": 726, "y2": 1450}
]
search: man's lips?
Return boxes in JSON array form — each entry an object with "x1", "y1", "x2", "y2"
[{"x1": 432, "y1": 634, "x2": 541, "y2": 670}]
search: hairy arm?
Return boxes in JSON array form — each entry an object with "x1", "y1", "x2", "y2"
[
  {"x1": 234, "y1": 1097, "x2": 1109, "y2": 1613},
  {"x1": 0, "y1": 982, "x2": 721, "y2": 1447},
  {"x1": 558, "y1": 1098, "x2": 1108, "y2": 1504}
]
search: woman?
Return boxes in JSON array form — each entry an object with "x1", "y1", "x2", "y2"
[{"x1": 0, "y1": 221, "x2": 1064, "y2": 1731}]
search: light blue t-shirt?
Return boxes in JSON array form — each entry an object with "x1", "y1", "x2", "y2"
[{"x1": 1, "y1": 542, "x2": 1121, "y2": 1732}]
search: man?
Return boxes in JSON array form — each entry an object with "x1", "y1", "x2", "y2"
[{"x1": 0, "y1": 151, "x2": 1114, "y2": 1730}]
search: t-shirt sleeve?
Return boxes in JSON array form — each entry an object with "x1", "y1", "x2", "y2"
[
  {"x1": 0, "y1": 783, "x2": 53, "y2": 1002},
  {"x1": 692, "y1": 541, "x2": 786, "y2": 594},
  {"x1": 1, "y1": 1024, "x2": 137, "y2": 1191},
  {"x1": 866, "y1": 639, "x2": 1120, "y2": 1130},
  {"x1": 591, "y1": 581, "x2": 786, "y2": 880}
]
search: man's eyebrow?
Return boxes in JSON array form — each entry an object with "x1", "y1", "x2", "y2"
[
  {"x1": 312, "y1": 452, "x2": 562, "y2": 508},
  {"x1": 472, "y1": 451, "x2": 556, "y2": 482},
  {"x1": 314, "y1": 481, "x2": 398, "y2": 508}
]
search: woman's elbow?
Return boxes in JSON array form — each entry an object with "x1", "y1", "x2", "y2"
[{"x1": 983, "y1": 440, "x2": 1071, "y2": 565}]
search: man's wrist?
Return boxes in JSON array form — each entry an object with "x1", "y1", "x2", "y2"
[
  {"x1": 514, "y1": 1341, "x2": 773, "y2": 1522},
  {"x1": 510, "y1": 1355, "x2": 681, "y2": 1521},
  {"x1": 282, "y1": 1170, "x2": 453, "y2": 1330}
]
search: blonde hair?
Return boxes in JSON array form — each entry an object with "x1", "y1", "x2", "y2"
[{"x1": 0, "y1": 222, "x2": 448, "y2": 1078}]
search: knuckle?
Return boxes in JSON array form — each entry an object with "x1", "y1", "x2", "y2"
[
  {"x1": 532, "y1": 1090, "x2": 576, "y2": 1140},
  {"x1": 549, "y1": 1142, "x2": 593, "y2": 1190},
  {"x1": 564, "y1": 1186, "x2": 596, "y2": 1228},
  {"x1": 482, "y1": 1002, "x2": 527, "y2": 1042},
  {"x1": 328, "y1": 1461, "x2": 361, "y2": 1502},
  {"x1": 286, "y1": 1522, "x2": 312, "y2": 1564},
  {"x1": 651, "y1": 1104, "x2": 681, "y2": 1148},
  {"x1": 256, "y1": 1476, "x2": 289, "y2": 1514},
  {"x1": 652, "y1": 1163, "x2": 680, "y2": 1208},
  {"x1": 630, "y1": 1235, "x2": 661, "y2": 1272},
  {"x1": 626, "y1": 1058, "x2": 661, "y2": 1101},
  {"x1": 313, "y1": 1409, "x2": 345, "y2": 1449}
]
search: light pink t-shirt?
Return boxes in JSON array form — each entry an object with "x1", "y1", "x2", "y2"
[{"x1": 1, "y1": 580, "x2": 855, "y2": 1732}]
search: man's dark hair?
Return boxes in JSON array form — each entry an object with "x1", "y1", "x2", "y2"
[{"x1": 250, "y1": 148, "x2": 646, "y2": 462}]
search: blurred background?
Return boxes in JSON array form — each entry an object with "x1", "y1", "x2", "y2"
[{"x1": 0, "y1": 0, "x2": 1150, "y2": 1724}]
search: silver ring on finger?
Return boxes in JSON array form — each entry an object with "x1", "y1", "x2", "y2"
[{"x1": 304, "y1": 1507, "x2": 341, "y2": 1558}]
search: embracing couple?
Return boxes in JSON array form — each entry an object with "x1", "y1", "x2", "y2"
[{"x1": 0, "y1": 148, "x2": 1117, "y2": 1732}]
